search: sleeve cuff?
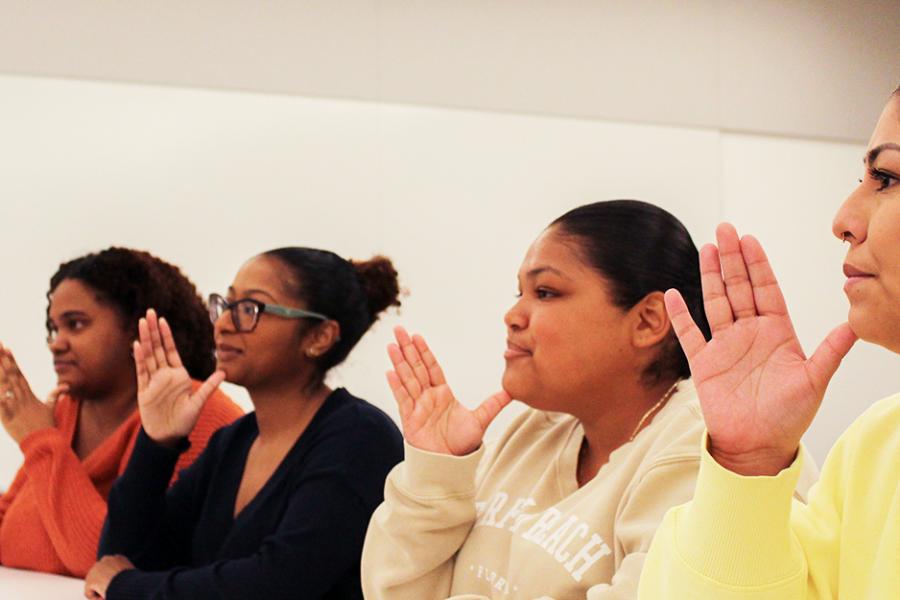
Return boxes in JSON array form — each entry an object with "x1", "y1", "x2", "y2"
[
  {"x1": 19, "y1": 426, "x2": 66, "y2": 455},
  {"x1": 124, "y1": 428, "x2": 191, "y2": 489},
  {"x1": 107, "y1": 568, "x2": 163, "y2": 600},
  {"x1": 396, "y1": 441, "x2": 484, "y2": 498},
  {"x1": 676, "y1": 432, "x2": 804, "y2": 586}
]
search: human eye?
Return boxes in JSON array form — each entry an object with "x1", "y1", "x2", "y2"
[
  {"x1": 237, "y1": 301, "x2": 257, "y2": 317},
  {"x1": 868, "y1": 166, "x2": 899, "y2": 192},
  {"x1": 535, "y1": 286, "x2": 558, "y2": 300}
]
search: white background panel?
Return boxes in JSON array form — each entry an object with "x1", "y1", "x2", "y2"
[{"x1": 0, "y1": 75, "x2": 721, "y2": 483}]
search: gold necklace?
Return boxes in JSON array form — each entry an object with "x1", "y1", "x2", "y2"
[{"x1": 628, "y1": 379, "x2": 681, "y2": 442}]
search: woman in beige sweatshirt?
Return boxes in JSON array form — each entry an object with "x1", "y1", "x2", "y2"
[{"x1": 361, "y1": 200, "x2": 816, "y2": 599}]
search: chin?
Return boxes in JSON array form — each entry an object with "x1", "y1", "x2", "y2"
[{"x1": 848, "y1": 308, "x2": 900, "y2": 354}]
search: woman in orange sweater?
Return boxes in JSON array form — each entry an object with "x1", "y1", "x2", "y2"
[{"x1": 0, "y1": 247, "x2": 243, "y2": 578}]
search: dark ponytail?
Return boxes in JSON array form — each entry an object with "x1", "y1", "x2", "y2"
[
  {"x1": 264, "y1": 248, "x2": 401, "y2": 381},
  {"x1": 551, "y1": 200, "x2": 711, "y2": 384}
]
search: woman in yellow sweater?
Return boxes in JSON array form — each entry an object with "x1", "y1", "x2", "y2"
[
  {"x1": 362, "y1": 200, "x2": 817, "y2": 599},
  {"x1": 638, "y1": 85, "x2": 900, "y2": 598}
]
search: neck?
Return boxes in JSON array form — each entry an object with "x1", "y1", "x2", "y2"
[
  {"x1": 575, "y1": 376, "x2": 680, "y2": 484},
  {"x1": 247, "y1": 374, "x2": 331, "y2": 442},
  {"x1": 78, "y1": 379, "x2": 139, "y2": 431}
]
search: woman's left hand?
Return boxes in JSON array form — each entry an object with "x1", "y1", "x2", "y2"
[
  {"x1": 0, "y1": 344, "x2": 68, "y2": 444},
  {"x1": 84, "y1": 555, "x2": 135, "y2": 599}
]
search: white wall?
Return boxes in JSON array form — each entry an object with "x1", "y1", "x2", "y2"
[
  {"x1": 0, "y1": 73, "x2": 888, "y2": 485},
  {"x1": 1, "y1": 1, "x2": 898, "y2": 142}
]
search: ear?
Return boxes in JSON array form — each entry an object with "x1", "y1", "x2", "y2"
[
  {"x1": 302, "y1": 320, "x2": 342, "y2": 359},
  {"x1": 630, "y1": 291, "x2": 672, "y2": 349}
]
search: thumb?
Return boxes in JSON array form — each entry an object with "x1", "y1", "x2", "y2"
[
  {"x1": 807, "y1": 323, "x2": 857, "y2": 392},
  {"x1": 46, "y1": 383, "x2": 70, "y2": 410},
  {"x1": 473, "y1": 390, "x2": 513, "y2": 431},
  {"x1": 189, "y1": 370, "x2": 226, "y2": 409}
]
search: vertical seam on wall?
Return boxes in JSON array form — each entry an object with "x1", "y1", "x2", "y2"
[{"x1": 715, "y1": 0, "x2": 725, "y2": 224}]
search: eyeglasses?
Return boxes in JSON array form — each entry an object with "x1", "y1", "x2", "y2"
[{"x1": 208, "y1": 293, "x2": 330, "y2": 333}]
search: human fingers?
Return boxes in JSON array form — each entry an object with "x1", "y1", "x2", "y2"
[
  {"x1": 193, "y1": 370, "x2": 226, "y2": 405},
  {"x1": 699, "y1": 244, "x2": 734, "y2": 335},
  {"x1": 472, "y1": 390, "x2": 512, "y2": 431},
  {"x1": 740, "y1": 235, "x2": 789, "y2": 317},
  {"x1": 146, "y1": 309, "x2": 169, "y2": 369},
  {"x1": 158, "y1": 317, "x2": 185, "y2": 369},
  {"x1": 45, "y1": 383, "x2": 69, "y2": 410},
  {"x1": 411, "y1": 334, "x2": 447, "y2": 387},
  {"x1": 807, "y1": 323, "x2": 858, "y2": 394},
  {"x1": 387, "y1": 342, "x2": 423, "y2": 399},
  {"x1": 138, "y1": 318, "x2": 159, "y2": 374},
  {"x1": 716, "y1": 223, "x2": 758, "y2": 320},
  {"x1": 385, "y1": 370, "x2": 414, "y2": 421},
  {"x1": 665, "y1": 289, "x2": 708, "y2": 361},
  {"x1": 394, "y1": 326, "x2": 431, "y2": 391},
  {"x1": 133, "y1": 341, "x2": 150, "y2": 392}
]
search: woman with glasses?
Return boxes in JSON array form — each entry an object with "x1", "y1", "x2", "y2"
[
  {"x1": 85, "y1": 248, "x2": 405, "y2": 600},
  {"x1": 0, "y1": 248, "x2": 242, "y2": 578}
]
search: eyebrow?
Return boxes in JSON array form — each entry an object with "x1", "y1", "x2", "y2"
[
  {"x1": 523, "y1": 266, "x2": 571, "y2": 280},
  {"x1": 864, "y1": 143, "x2": 900, "y2": 165},
  {"x1": 48, "y1": 310, "x2": 90, "y2": 323},
  {"x1": 227, "y1": 286, "x2": 277, "y2": 301}
]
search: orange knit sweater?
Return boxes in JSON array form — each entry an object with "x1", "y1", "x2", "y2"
[{"x1": 0, "y1": 384, "x2": 243, "y2": 577}]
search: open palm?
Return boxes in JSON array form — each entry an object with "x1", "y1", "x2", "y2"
[
  {"x1": 134, "y1": 309, "x2": 225, "y2": 445},
  {"x1": 386, "y1": 326, "x2": 511, "y2": 456},
  {"x1": 667, "y1": 224, "x2": 857, "y2": 475}
]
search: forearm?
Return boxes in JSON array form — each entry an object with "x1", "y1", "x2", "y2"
[
  {"x1": 99, "y1": 428, "x2": 188, "y2": 564},
  {"x1": 19, "y1": 428, "x2": 111, "y2": 576},
  {"x1": 362, "y1": 443, "x2": 483, "y2": 600},
  {"x1": 637, "y1": 441, "x2": 807, "y2": 599}
]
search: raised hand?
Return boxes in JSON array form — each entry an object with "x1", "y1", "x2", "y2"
[
  {"x1": 0, "y1": 343, "x2": 68, "y2": 443},
  {"x1": 386, "y1": 326, "x2": 511, "y2": 456},
  {"x1": 666, "y1": 223, "x2": 857, "y2": 476},
  {"x1": 134, "y1": 309, "x2": 225, "y2": 447}
]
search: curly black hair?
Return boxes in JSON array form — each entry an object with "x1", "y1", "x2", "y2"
[{"x1": 47, "y1": 247, "x2": 215, "y2": 380}]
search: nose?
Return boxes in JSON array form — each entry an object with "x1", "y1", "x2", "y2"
[
  {"x1": 213, "y1": 308, "x2": 236, "y2": 336},
  {"x1": 832, "y1": 182, "x2": 870, "y2": 246},
  {"x1": 48, "y1": 331, "x2": 69, "y2": 353},
  {"x1": 504, "y1": 297, "x2": 528, "y2": 332}
]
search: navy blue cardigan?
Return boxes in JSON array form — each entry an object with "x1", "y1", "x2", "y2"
[{"x1": 99, "y1": 388, "x2": 403, "y2": 599}]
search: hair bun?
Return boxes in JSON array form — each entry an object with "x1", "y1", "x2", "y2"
[{"x1": 352, "y1": 256, "x2": 401, "y2": 318}]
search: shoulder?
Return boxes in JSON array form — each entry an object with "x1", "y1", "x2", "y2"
[
  {"x1": 832, "y1": 392, "x2": 900, "y2": 464},
  {"x1": 295, "y1": 388, "x2": 404, "y2": 473},
  {"x1": 300, "y1": 389, "x2": 404, "y2": 502},
  {"x1": 187, "y1": 410, "x2": 256, "y2": 457},
  {"x1": 315, "y1": 388, "x2": 402, "y2": 445},
  {"x1": 633, "y1": 380, "x2": 706, "y2": 469}
]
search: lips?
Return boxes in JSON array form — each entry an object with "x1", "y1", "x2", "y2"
[
  {"x1": 843, "y1": 263, "x2": 875, "y2": 278},
  {"x1": 215, "y1": 344, "x2": 243, "y2": 361},
  {"x1": 53, "y1": 358, "x2": 76, "y2": 373},
  {"x1": 843, "y1": 263, "x2": 876, "y2": 293},
  {"x1": 504, "y1": 340, "x2": 531, "y2": 360}
]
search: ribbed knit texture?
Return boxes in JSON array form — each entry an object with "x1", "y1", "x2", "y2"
[
  {"x1": 638, "y1": 392, "x2": 900, "y2": 599},
  {"x1": 0, "y1": 384, "x2": 243, "y2": 577}
]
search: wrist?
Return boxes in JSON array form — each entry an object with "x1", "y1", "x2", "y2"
[
  {"x1": 142, "y1": 426, "x2": 186, "y2": 450},
  {"x1": 708, "y1": 438, "x2": 798, "y2": 476}
]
